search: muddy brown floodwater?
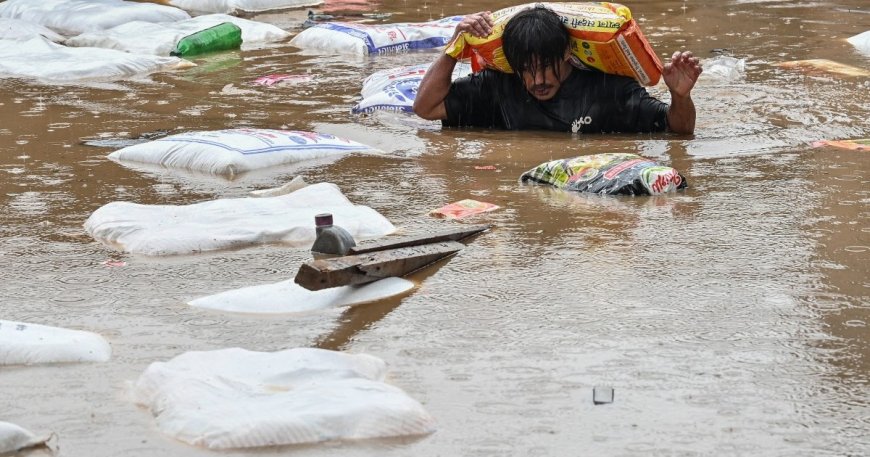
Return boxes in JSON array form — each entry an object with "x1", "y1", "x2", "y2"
[{"x1": 1, "y1": 0, "x2": 868, "y2": 456}]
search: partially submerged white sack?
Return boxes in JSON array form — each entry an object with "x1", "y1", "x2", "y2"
[
  {"x1": 108, "y1": 129, "x2": 379, "y2": 177},
  {"x1": 0, "y1": 37, "x2": 193, "y2": 82},
  {"x1": 0, "y1": 18, "x2": 64, "y2": 42},
  {"x1": 132, "y1": 348, "x2": 435, "y2": 449},
  {"x1": 0, "y1": 319, "x2": 111, "y2": 365},
  {"x1": 84, "y1": 182, "x2": 396, "y2": 256},
  {"x1": 67, "y1": 14, "x2": 290, "y2": 56},
  {"x1": 0, "y1": 0, "x2": 190, "y2": 37},
  {"x1": 702, "y1": 56, "x2": 745, "y2": 82},
  {"x1": 353, "y1": 62, "x2": 472, "y2": 114},
  {"x1": 156, "y1": 0, "x2": 323, "y2": 15},
  {"x1": 290, "y1": 16, "x2": 462, "y2": 55},
  {"x1": 0, "y1": 422, "x2": 50, "y2": 455},
  {"x1": 847, "y1": 31, "x2": 870, "y2": 55},
  {"x1": 190, "y1": 277, "x2": 414, "y2": 314}
]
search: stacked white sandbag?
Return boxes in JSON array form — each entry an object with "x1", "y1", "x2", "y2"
[
  {"x1": 0, "y1": 0, "x2": 190, "y2": 37},
  {"x1": 189, "y1": 277, "x2": 415, "y2": 314},
  {"x1": 0, "y1": 18, "x2": 64, "y2": 42},
  {"x1": 107, "y1": 129, "x2": 379, "y2": 176},
  {"x1": 847, "y1": 31, "x2": 870, "y2": 55},
  {"x1": 290, "y1": 16, "x2": 462, "y2": 55},
  {"x1": 131, "y1": 348, "x2": 435, "y2": 449},
  {"x1": 0, "y1": 37, "x2": 193, "y2": 82},
  {"x1": 156, "y1": 0, "x2": 323, "y2": 15},
  {"x1": 0, "y1": 319, "x2": 111, "y2": 365},
  {"x1": 0, "y1": 422, "x2": 50, "y2": 455},
  {"x1": 84, "y1": 183, "x2": 396, "y2": 256},
  {"x1": 353, "y1": 62, "x2": 472, "y2": 114},
  {"x1": 67, "y1": 14, "x2": 290, "y2": 56}
]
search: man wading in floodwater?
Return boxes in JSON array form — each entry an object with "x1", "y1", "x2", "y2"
[{"x1": 413, "y1": 6, "x2": 702, "y2": 134}]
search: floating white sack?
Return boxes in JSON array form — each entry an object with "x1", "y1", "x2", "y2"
[
  {"x1": 190, "y1": 277, "x2": 414, "y2": 314},
  {"x1": 847, "y1": 31, "x2": 870, "y2": 55},
  {"x1": 702, "y1": 56, "x2": 745, "y2": 82},
  {"x1": 290, "y1": 16, "x2": 462, "y2": 55},
  {"x1": 84, "y1": 182, "x2": 396, "y2": 256},
  {"x1": 0, "y1": 18, "x2": 64, "y2": 42},
  {"x1": 132, "y1": 348, "x2": 435, "y2": 449},
  {"x1": 0, "y1": 422, "x2": 50, "y2": 455},
  {"x1": 108, "y1": 129, "x2": 379, "y2": 177},
  {"x1": 67, "y1": 14, "x2": 290, "y2": 56},
  {"x1": 0, "y1": 0, "x2": 190, "y2": 37},
  {"x1": 0, "y1": 319, "x2": 112, "y2": 365},
  {"x1": 0, "y1": 37, "x2": 193, "y2": 82},
  {"x1": 153, "y1": 0, "x2": 323, "y2": 15},
  {"x1": 353, "y1": 62, "x2": 472, "y2": 114}
]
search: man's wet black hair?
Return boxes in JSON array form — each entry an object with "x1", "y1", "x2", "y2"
[{"x1": 502, "y1": 6, "x2": 569, "y2": 78}]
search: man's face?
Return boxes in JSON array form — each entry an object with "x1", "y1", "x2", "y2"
[{"x1": 519, "y1": 55, "x2": 572, "y2": 101}]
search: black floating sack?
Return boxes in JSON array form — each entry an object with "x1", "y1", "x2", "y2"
[{"x1": 520, "y1": 153, "x2": 687, "y2": 196}]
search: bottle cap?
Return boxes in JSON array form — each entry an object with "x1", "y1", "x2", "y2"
[{"x1": 314, "y1": 213, "x2": 333, "y2": 228}]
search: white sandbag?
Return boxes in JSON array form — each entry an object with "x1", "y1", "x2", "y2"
[
  {"x1": 66, "y1": 14, "x2": 290, "y2": 56},
  {"x1": 290, "y1": 16, "x2": 462, "y2": 56},
  {"x1": 353, "y1": 62, "x2": 471, "y2": 114},
  {"x1": 0, "y1": 319, "x2": 111, "y2": 365},
  {"x1": 0, "y1": 18, "x2": 64, "y2": 42},
  {"x1": 156, "y1": 0, "x2": 323, "y2": 15},
  {"x1": 84, "y1": 182, "x2": 396, "y2": 256},
  {"x1": 0, "y1": 0, "x2": 190, "y2": 37},
  {"x1": 847, "y1": 31, "x2": 870, "y2": 55},
  {"x1": 0, "y1": 37, "x2": 193, "y2": 82},
  {"x1": 0, "y1": 422, "x2": 50, "y2": 455},
  {"x1": 108, "y1": 129, "x2": 379, "y2": 177},
  {"x1": 132, "y1": 348, "x2": 435, "y2": 449},
  {"x1": 189, "y1": 277, "x2": 414, "y2": 314}
]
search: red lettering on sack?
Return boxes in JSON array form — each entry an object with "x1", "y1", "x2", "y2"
[{"x1": 650, "y1": 170, "x2": 681, "y2": 193}]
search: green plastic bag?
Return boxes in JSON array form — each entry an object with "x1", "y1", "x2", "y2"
[{"x1": 170, "y1": 22, "x2": 242, "y2": 57}]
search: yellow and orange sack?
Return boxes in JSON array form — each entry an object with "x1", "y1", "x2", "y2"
[{"x1": 445, "y1": 2, "x2": 662, "y2": 86}]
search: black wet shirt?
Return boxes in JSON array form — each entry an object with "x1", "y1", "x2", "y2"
[{"x1": 443, "y1": 67, "x2": 669, "y2": 133}]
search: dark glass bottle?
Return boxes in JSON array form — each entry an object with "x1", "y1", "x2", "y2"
[{"x1": 311, "y1": 213, "x2": 356, "y2": 256}]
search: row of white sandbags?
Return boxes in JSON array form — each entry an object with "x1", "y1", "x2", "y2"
[
  {"x1": 0, "y1": 0, "x2": 190, "y2": 37},
  {"x1": 0, "y1": 36, "x2": 193, "y2": 82},
  {"x1": 0, "y1": 13, "x2": 288, "y2": 82},
  {"x1": 0, "y1": 0, "x2": 319, "y2": 31},
  {"x1": 66, "y1": 14, "x2": 290, "y2": 56},
  {"x1": 139, "y1": 0, "x2": 323, "y2": 15}
]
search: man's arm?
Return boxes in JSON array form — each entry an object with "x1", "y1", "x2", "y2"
[
  {"x1": 413, "y1": 12, "x2": 494, "y2": 121},
  {"x1": 662, "y1": 50, "x2": 702, "y2": 134}
]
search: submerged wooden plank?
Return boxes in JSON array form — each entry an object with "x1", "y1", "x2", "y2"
[
  {"x1": 295, "y1": 241, "x2": 464, "y2": 291},
  {"x1": 348, "y1": 225, "x2": 490, "y2": 255}
]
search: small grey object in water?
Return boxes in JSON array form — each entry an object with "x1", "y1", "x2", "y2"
[{"x1": 593, "y1": 386, "x2": 614, "y2": 405}]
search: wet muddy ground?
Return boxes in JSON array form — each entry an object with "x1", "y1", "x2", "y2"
[{"x1": 1, "y1": 0, "x2": 868, "y2": 455}]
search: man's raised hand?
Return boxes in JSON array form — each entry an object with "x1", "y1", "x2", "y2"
[
  {"x1": 455, "y1": 12, "x2": 494, "y2": 39},
  {"x1": 663, "y1": 51, "x2": 702, "y2": 99}
]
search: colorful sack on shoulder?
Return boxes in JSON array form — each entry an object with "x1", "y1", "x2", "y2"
[{"x1": 445, "y1": 2, "x2": 662, "y2": 85}]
